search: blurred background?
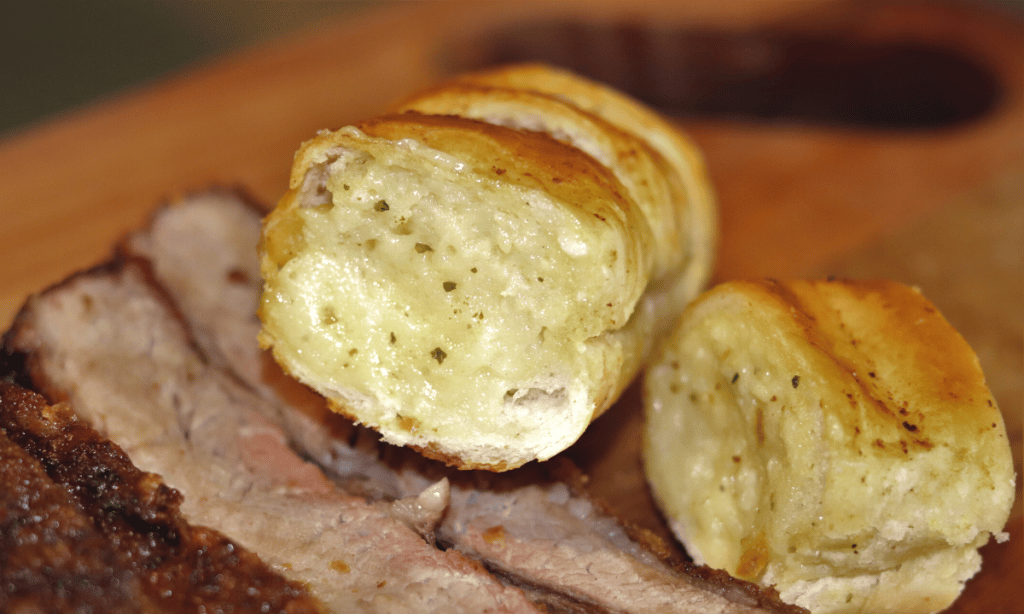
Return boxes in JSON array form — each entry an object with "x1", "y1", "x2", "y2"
[
  {"x1": 5, "y1": 0, "x2": 1024, "y2": 139},
  {"x1": 0, "y1": 0, "x2": 379, "y2": 138}
]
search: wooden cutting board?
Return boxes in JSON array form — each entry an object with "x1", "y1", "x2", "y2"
[{"x1": 0, "y1": 1, "x2": 1019, "y2": 612}]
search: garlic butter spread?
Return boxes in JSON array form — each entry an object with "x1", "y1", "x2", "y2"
[{"x1": 259, "y1": 120, "x2": 646, "y2": 468}]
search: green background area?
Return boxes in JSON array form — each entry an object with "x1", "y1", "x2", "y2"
[
  {"x1": 0, "y1": 1, "x2": 377, "y2": 137},
  {"x1": 3, "y1": 1, "x2": 1023, "y2": 138}
]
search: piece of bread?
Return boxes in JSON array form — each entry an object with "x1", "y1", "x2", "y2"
[
  {"x1": 642, "y1": 279, "x2": 1016, "y2": 614},
  {"x1": 444, "y1": 63, "x2": 717, "y2": 304},
  {"x1": 258, "y1": 65, "x2": 715, "y2": 471}
]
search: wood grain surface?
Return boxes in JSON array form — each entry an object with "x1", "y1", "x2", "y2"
[{"x1": 0, "y1": 1, "x2": 1020, "y2": 612}]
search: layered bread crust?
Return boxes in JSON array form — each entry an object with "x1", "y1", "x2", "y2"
[
  {"x1": 395, "y1": 82, "x2": 687, "y2": 284},
  {"x1": 259, "y1": 71, "x2": 715, "y2": 470},
  {"x1": 450, "y1": 63, "x2": 717, "y2": 303}
]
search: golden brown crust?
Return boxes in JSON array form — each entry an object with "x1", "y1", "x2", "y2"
[
  {"x1": 357, "y1": 112, "x2": 652, "y2": 273},
  {"x1": 394, "y1": 82, "x2": 688, "y2": 283},
  {"x1": 452, "y1": 63, "x2": 717, "y2": 301},
  {"x1": 280, "y1": 111, "x2": 654, "y2": 327},
  {"x1": 642, "y1": 278, "x2": 1015, "y2": 614},
  {"x1": 747, "y1": 278, "x2": 1005, "y2": 460}
]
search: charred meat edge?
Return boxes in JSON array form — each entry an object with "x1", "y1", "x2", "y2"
[{"x1": 0, "y1": 379, "x2": 323, "y2": 614}]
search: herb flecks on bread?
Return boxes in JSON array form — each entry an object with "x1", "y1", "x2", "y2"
[
  {"x1": 259, "y1": 65, "x2": 715, "y2": 471},
  {"x1": 642, "y1": 279, "x2": 1015, "y2": 614}
]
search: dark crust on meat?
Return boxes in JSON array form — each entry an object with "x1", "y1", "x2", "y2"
[
  {"x1": 625, "y1": 521, "x2": 806, "y2": 614},
  {"x1": 0, "y1": 379, "x2": 324, "y2": 614},
  {"x1": 667, "y1": 561, "x2": 808, "y2": 614},
  {"x1": 1, "y1": 405, "x2": 152, "y2": 613}
]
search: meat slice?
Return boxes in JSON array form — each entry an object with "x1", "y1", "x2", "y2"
[
  {"x1": 122, "y1": 189, "x2": 393, "y2": 498},
  {"x1": 389, "y1": 462, "x2": 804, "y2": 614},
  {"x1": 0, "y1": 380, "x2": 321, "y2": 614},
  {"x1": 122, "y1": 190, "x2": 804, "y2": 614},
  {"x1": 3, "y1": 261, "x2": 542, "y2": 614}
]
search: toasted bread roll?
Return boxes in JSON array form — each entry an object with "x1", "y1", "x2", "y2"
[
  {"x1": 448, "y1": 63, "x2": 717, "y2": 303},
  {"x1": 642, "y1": 279, "x2": 1015, "y2": 614},
  {"x1": 259, "y1": 68, "x2": 715, "y2": 470},
  {"x1": 397, "y1": 83, "x2": 685, "y2": 286}
]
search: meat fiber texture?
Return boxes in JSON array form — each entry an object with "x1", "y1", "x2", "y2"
[{"x1": 2, "y1": 188, "x2": 800, "y2": 614}]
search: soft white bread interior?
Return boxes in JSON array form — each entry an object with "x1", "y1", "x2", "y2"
[
  {"x1": 259, "y1": 72, "x2": 715, "y2": 470},
  {"x1": 642, "y1": 279, "x2": 1016, "y2": 614}
]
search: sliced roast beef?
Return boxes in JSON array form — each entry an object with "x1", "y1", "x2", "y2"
[
  {"x1": 0, "y1": 380, "x2": 323, "y2": 614},
  {"x1": 122, "y1": 189, "x2": 400, "y2": 500},
  {"x1": 2, "y1": 261, "x2": 543, "y2": 614},
  {"x1": 121, "y1": 189, "x2": 803, "y2": 614}
]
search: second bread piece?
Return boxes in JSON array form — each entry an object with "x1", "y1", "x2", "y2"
[
  {"x1": 642, "y1": 279, "x2": 1016, "y2": 614},
  {"x1": 260, "y1": 109, "x2": 669, "y2": 470}
]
